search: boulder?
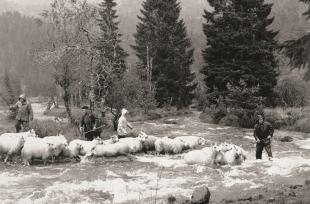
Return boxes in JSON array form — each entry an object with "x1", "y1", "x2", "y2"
[
  {"x1": 279, "y1": 136, "x2": 293, "y2": 142},
  {"x1": 167, "y1": 195, "x2": 190, "y2": 204},
  {"x1": 191, "y1": 185, "x2": 211, "y2": 204}
]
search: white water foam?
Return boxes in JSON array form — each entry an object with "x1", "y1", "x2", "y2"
[
  {"x1": 265, "y1": 156, "x2": 310, "y2": 176},
  {"x1": 295, "y1": 138, "x2": 310, "y2": 150},
  {"x1": 135, "y1": 155, "x2": 187, "y2": 168},
  {"x1": 18, "y1": 173, "x2": 191, "y2": 204}
]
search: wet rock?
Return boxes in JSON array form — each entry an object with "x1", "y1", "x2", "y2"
[
  {"x1": 164, "y1": 119, "x2": 179, "y2": 124},
  {"x1": 305, "y1": 180, "x2": 310, "y2": 186},
  {"x1": 191, "y1": 185, "x2": 211, "y2": 204},
  {"x1": 267, "y1": 197, "x2": 275, "y2": 202},
  {"x1": 167, "y1": 195, "x2": 190, "y2": 204},
  {"x1": 252, "y1": 194, "x2": 264, "y2": 201},
  {"x1": 279, "y1": 136, "x2": 293, "y2": 142}
]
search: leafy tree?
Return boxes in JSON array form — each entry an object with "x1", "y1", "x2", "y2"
[
  {"x1": 132, "y1": 0, "x2": 196, "y2": 108},
  {"x1": 202, "y1": 0, "x2": 279, "y2": 103}
]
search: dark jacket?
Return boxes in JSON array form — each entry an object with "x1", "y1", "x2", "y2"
[
  {"x1": 254, "y1": 121, "x2": 274, "y2": 141},
  {"x1": 10, "y1": 101, "x2": 33, "y2": 122},
  {"x1": 80, "y1": 112, "x2": 96, "y2": 132}
]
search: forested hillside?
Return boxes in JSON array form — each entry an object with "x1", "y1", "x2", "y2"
[{"x1": 0, "y1": 0, "x2": 309, "y2": 97}]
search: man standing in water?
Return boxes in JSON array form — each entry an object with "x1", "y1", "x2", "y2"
[
  {"x1": 9, "y1": 94, "x2": 33, "y2": 132},
  {"x1": 254, "y1": 114, "x2": 274, "y2": 161},
  {"x1": 80, "y1": 106, "x2": 97, "y2": 141}
]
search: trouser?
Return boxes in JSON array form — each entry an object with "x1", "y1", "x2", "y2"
[
  {"x1": 256, "y1": 141, "x2": 273, "y2": 159},
  {"x1": 85, "y1": 131, "x2": 96, "y2": 141},
  {"x1": 15, "y1": 120, "x2": 30, "y2": 133},
  {"x1": 118, "y1": 129, "x2": 140, "y2": 138}
]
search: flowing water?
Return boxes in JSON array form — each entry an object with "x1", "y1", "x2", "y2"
[{"x1": 1, "y1": 111, "x2": 310, "y2": 203}]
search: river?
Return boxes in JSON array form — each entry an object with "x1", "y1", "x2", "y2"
[{"x1": 1, "y1": 110, "x2": 310, "y2": 203}]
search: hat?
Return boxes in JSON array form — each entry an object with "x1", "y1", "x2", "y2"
[
  {"x1": 82, "y1": 106, "x2": 89, "y2": 110},
  {"x1": 121, "y1": 108, "x2": 128, "y2": 115},
  {"x1": 19, "y1": 94, "x2": 26, "y2": 100}
]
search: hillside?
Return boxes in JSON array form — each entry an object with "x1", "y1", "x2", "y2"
[{"x1": 0, "y1": 0, "x2": 309, "y2": 73}]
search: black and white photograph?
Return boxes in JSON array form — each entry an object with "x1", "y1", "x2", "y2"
[{"x1": 0, "y1": 0, "x2": 310, "y2": 203}]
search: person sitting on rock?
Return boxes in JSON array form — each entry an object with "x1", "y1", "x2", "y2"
[{"x1": 253, "y1": 114, "x2": 274, "y2": 161}]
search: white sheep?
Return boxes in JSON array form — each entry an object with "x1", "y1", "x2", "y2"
[
  {"x1": 62, "y1": 142, "x2": 84, "y2": 160},
  {"x1": 0, "y1": 129, "x2": 37, "y2": 162},
  {"x1": 0, "y1": 134, "x2": 25, "y2": 162},
  {"x1": 0, "y1": 129, "x2": 36, "y2": 138},
  {"x1": 184, "y1": 145, "x2": 219, "y2": 165},
  {"x1": 155, "y1": 137, "x2": 189, "y2": 154},
  {"x1": 176, "y1": 136, "x2": 206, "y2": 149},
  {"x1": 118, "y1": 133, "x2": 147, "y2": 154},
  {"x1": 142, "y1": 135, "x2": 159, "y2": 152},
  {"x1": 69, "y1": 137, "x2": 103, "y2": 156},
  {"x1": 101, "y1": 135, "x2": 119, "y2": 145},
  {"x1": 90, "y1": 142, "x2": 130, "y2": 157},
  {"x1": 21, "y1": 137, "x2": 55, "y2": 165},
  {"x1": 42, "y1": 134, "x2": 68, "y2": 157},
  {"x1": 216, "y1": 143, "x2": 247, "y2": 166}
]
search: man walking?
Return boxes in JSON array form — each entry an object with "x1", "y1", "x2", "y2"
[
  {"x1": 9, "y1": 94, "x2": 33, "y2": 132},
  {"x1": 80, "y1": 106, "x2": 96, "y2": 141},
  {"x1": 253, "y1": 114, "x2": 274, "y2": 161}
]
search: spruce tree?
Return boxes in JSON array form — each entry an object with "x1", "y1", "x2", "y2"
[
  {"x1": 95, "y1": 0, "x2": 128, "y2": 99},
  {"x1": 201, "y1": 0, "x2": 279, "y2": 101},
  {"x1": 283, "y1": 0, "x2": 310, "y2": 80},
  {"x1": 132, "y1": 0, "x2": 196, "y2": 108}
]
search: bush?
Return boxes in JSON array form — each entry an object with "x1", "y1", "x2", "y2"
[
  {"x1": 264, "y1": 107, "x2": 305, "y2": 129},
  {"x1": 290, "y1": 118, "x2": 310, "y2": 133},
  {"x1": 219, "y1": 114, "x2": 239, "y2": 127},
  {"x1": 232, "y1": 108, "x2": 257, "y2": 128},
  {"x1": 30, "y1": 119, "x2": 82, "y2": 141},
  {"x1": 275, "y1": 77, "x2": 309, "y2": 107}
]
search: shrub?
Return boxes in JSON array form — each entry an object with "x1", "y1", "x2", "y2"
[
  {"x1": 275, "y1": 77, "x2": 309, "y2": 107},
  {"x1": 290, "y1": 118, "x2": 310, "y2": 133},
  {"x1": 219, "y1": 114, "x2": 239, "y2": 127}
]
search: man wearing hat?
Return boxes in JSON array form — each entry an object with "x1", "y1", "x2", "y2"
[
  {"x1": 80, "y1": 106, "x2": 97, "y2": 141},
  {"x1": 9, "y1": 94, "x2": 33, "y2": 132}
]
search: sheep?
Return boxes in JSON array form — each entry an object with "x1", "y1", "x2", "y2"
[
  {"x1": 155, "y1": 137, "x2": 189, "y2": 154},
  {"x1": 118, "y1": 133, "x2": 147, "y2": 154},
  {"x1": 42, "y1": 134, "x2": 68, "y2": 158},
  {"x1": 0, "y1": 129, "x2": 37, "y2": 162},
  {"x1": 21, "y1": 137, "x2": 55, "y2": 165},
  {"x1": 216, "y1": 143, "x2": 247, "y2": 166},
  {"x1": 101, "y1": 135, "x2": 119, "y2": 145},
  {"x1": 90, "y1": 142, "x2": 130, "y2": 157},
  {"x1": 184, "y1": 145, "x2": 219, "y2": 165},
  {"x1": 0, "y1": 135, "x2": 25, "y2": 162},
  {"x1": 69, "y1": 137, "x2": 103, "y2": 156},
  {"x1": 62, "y1": 142, "x2": 84, "y2": 160},
  {"x1": 0, "y1": 129, "x2": 37, "y2": 138},
  {"x1": 142, "y1": 135, "x2": 159, "y2": 152},
  {"x1": 175, "y1": 136, "x2": 206, "y2": 149}
]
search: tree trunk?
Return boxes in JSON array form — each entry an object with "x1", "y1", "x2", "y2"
[{"x1": 63, "y1": 89, "x2": 75, "y2": 124}]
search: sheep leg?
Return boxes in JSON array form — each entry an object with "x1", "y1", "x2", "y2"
[{"x1": 4, "y1": 154, "x2": 9, "y2": 163}]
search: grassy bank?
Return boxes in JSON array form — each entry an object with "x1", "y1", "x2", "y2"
[{"x1": 200, "y1": 106, "x2": 310, "y2": 133}]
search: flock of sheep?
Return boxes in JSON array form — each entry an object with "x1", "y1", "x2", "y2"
[{"x1": 0, "y1": 130, "x2": 247, "y2": 166}]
